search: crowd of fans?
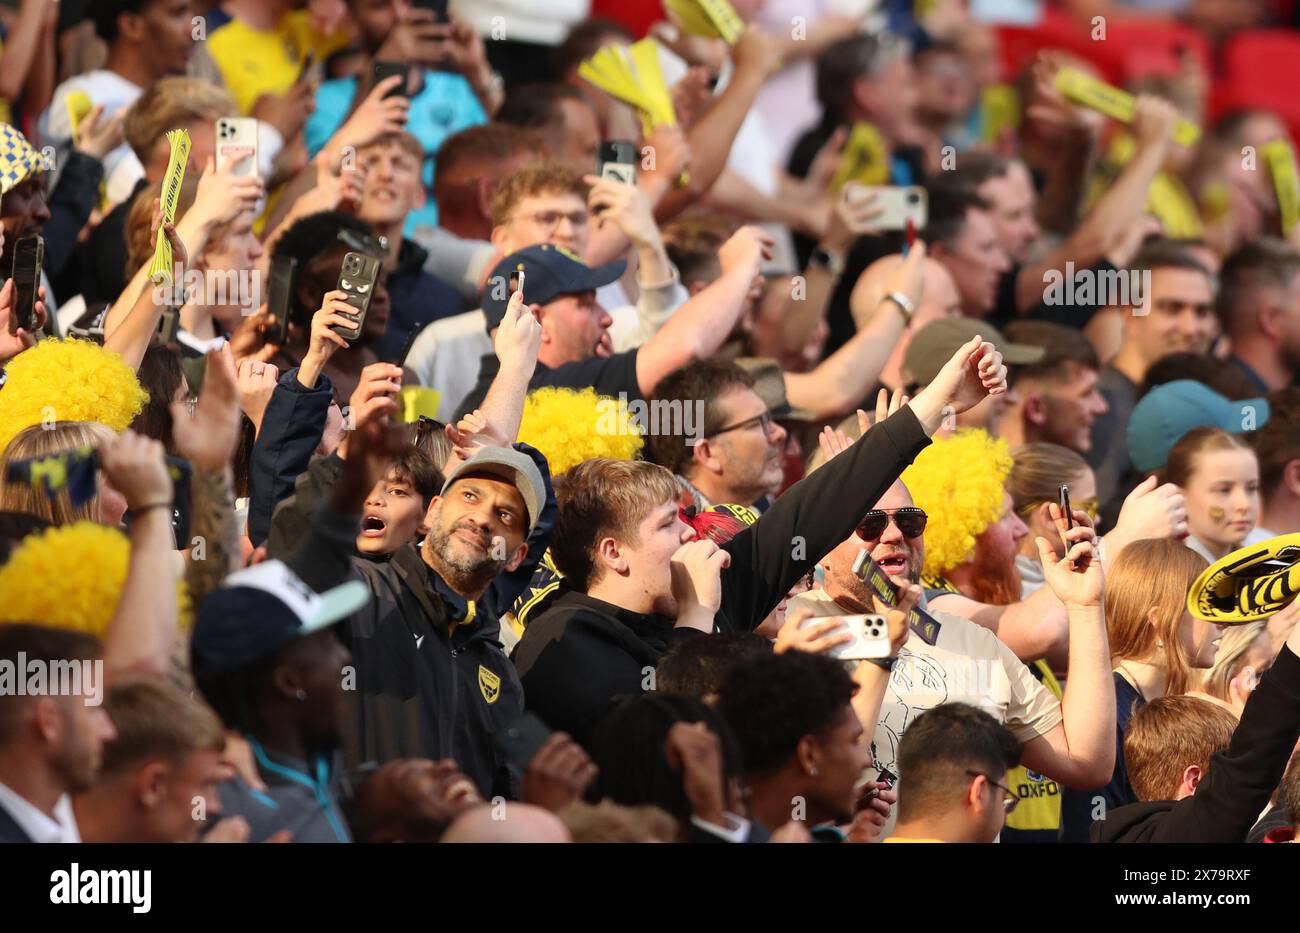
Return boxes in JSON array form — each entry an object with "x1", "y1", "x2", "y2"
[{"x1": 2, "y1": 0, "x2": 1300, "y2": 846}]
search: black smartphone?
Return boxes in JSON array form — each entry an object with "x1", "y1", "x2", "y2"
[
  {"x1": 597, "y1": 140, "x2": 637, "y2": 185},
  {"x1": 332, "y1": 251, "x2": 382, "y2": 342},
  {"x1": 372, "y1": 60, "x2": 409, "y2": 99},
  {"x1": 412, "y1": 0, "x2": 449, "y2": 21},
  {"x1": 497, "y1": 711, "x2": 552, "y2": 774},
  {"x1": 156, "y1": 306, "x2": 179, "y2": 345},
  {"x1": 1058, "y1": 484, "x2": 1074, "y2": 530},
  {"x1": 10, "y1": 235, "x2": 44, "y2": 334},
  {"x1": 265, "y1": 254, "x2": 298, "y2": 345},
  {"x1": 298, "y1": 50, "x2": 317, "y2": 83}
]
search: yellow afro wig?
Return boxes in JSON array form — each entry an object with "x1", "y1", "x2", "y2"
[
  {"x1": 901, "y1": 429, "x2": 1013, "y2": 578},
  {"x1": 0, "y1": 522, "x2": 190, "y2": 639},
  {"x1": 0, "y1": 338, "x2": 148, "y2": 455},
  {"x1": 517, "y1": 386, "x2": 644, "y2": 475}
]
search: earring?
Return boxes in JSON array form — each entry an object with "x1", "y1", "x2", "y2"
[
  {"x1": 809, "y1": 766, "x2": 818, "y2": 777},
  {"x1": 295, "y1": 689, "x2": 307, "y2": 701}
]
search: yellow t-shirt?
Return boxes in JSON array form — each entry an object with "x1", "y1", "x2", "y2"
[{"x1": 206, "y1": 10, "x2": 350, "y2": 115}]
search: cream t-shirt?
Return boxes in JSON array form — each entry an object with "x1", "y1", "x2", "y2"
[{"x1": 786, "y1": 588, "x2": 1063, "y2": 785}]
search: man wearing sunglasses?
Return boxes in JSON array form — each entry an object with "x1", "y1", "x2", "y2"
[
  {"x1": 788, "y1": 475, "x2": 1115, "y2": 840},
  {"x1": 888, "y1": 703, "x2": 1023, "y2": 844}
]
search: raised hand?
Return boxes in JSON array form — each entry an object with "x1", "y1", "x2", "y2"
[
  {"x1": 664, "y1": 721, "x2": 727, "y2": 828},
  {"x1": 1035, "y1": 501, "x2": 1103, "y2": 608},
  {"x1": 521, "y1": 732, "x2": 599, "y2": 813},
  {"x1": 97, "y1": 430, "x2": 173, "y2": 512},
  {"x1": 172, "y1": 345, "x2": 242, "y2": 472},
  {"x1": 774, "y1": 607, "x2": 853, "y2": 655}
]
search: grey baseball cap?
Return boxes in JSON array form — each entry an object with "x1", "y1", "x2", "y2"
[
  {"x1": 441, "y1": 447, "x2": 546, "y2": 535},
  {"x1": 902, "y1": 316, "x2": 1046, "y2": 387}
]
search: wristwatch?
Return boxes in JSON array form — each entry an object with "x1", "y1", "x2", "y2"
[
  {"x1": 809, "y1": 246, "x2": 846, "y2": 278},
  {"x1": 884, "y1": 291, "x2": 915, "y2": 326}
]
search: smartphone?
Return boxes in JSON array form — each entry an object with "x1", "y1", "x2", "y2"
[
  {"x1": 412, "y1": 0, "x2": 449, "y2": 20},
  {"x1": 10, "y1": 235, "x2": 44, "y2": 335},
  {"x1": 298, "y1": 50, "x2": 317, "y2": 83},
  {"x1": 497, "y1": 711, "x2": 552, "y2": 774},
  {"x1": 1059, "y1": 484, "x2": 1074, "y2": 530},
  {"x1": 372, "y1": 60, "x2": 409, "y2": 99},
  {"x1": 215, "y1": 117, "x2": 259, "y2": 178},
  {"x1": 850, "y1": 548, "x2": 944, "y2": 646},
  {"x1": 265, "y1": 254, "x2": 298, "y2": 345},
  {"x1": 597, "y1": 140, "x2": 637, "y2": 185},
  {"x1": 857, "y1": 185, "x2": 928, "y2": 232},
  {"x1": 332, "y1": 251, "x2": 382, "y2": 342},
  {"x1": 800, "y1": 613, "x2": 892, "y2": 660},
  {"x1": 156, "y1": 306, "x2": 179, "y2": 345},
  {"x1": 515, "y1": 267, "x2": 525, "y2": 300}
]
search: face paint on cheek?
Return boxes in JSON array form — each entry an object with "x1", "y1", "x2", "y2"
[{"x1": 1208, "y1": 506, "x2": 1227, "y2": 524}]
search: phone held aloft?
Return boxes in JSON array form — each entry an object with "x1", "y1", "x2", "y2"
[
  {"x1": 10, "y1": 235, "x2": 44, "y2": 335},
  {"x1": 597, "y1": 140, "x2": 637, "y2": 185},
  {"x1": 215, "y1": 117, "x2": 259, "y2": 178},
  {"x1": 332, "y1": 251, "x2": 382, "y2": 342}
]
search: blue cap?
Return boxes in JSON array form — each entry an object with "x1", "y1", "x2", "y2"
[
  {"x1": 1127, "y1": 380, "x2": 1271, "y2": 473},
  {"x1": 480, "y1": 243, "x2": 626, "y2": 332}
]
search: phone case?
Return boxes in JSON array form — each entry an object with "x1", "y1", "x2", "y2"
[
  {"x1": 372, "y1": 61, "x2": 409, "y2": 98},
  {"x1": 332, "y1": 251, "x2": 382, "y2": 341},
  {"x1": 265, "y1": 255, "x2": 298, "y2": 344},
  {"x1": 856, "y1": 185, "x2": 928, "y2": 232},
  {"x1": 216, "y1": 117, "x2": 259, "y2": 178},
  {"x1": 597, "y1": 141, "x2": 637, "y2": 185},
  {"x1": 11, "y1": 235, "x2": 44, "y2": 333},
  {"x1": 803, "y1": 613, "x2": 892, "y2": 661}
]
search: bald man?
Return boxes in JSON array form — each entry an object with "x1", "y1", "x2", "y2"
[
  {"x1": 440, "y1": 803, "x2": 573, "y2": 843},
  {"x1": 851, "y1": 252, "x2": 962, "y2": 390}
]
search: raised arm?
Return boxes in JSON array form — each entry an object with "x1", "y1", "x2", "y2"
[
  {"x1": 633, "y1": 225, "x2": 772, "y2": 395},
  {"x1": 784, "y1": 242, "x2": 925, "y2": 418},
  {"x1": 1015, "y1": 95, "x2": 1178, "y2": 313},
  {"x1": 1018, "y1": 507, "x2": 1116, "y2": 789},
  {"x1": 97, "y1": 431, "x2": 177, "y2": 678}
]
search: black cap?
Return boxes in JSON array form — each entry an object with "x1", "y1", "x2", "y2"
[{"x1": 481, "y1": 243, "x2": 626, "y2": 332}]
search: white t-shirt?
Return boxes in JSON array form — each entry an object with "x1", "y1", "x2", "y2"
[
  {"x1": 1186, "y1": 527, "x2": 1276, "y2": 566},
  {"x1": 41, "y1": 70, "x2": 143, "y2": 204},
  {"x1": 786, "y1": 588, "x2": 1063, "y2": 836}
]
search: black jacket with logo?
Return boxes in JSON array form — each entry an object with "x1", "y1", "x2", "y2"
[
  {"x1": 1092, "y1": 644, "x2": 1300, "y2": 843},
  {"x1": 514, "y1": 406, "x2": 933, "y2": 744},
  {"x1": 287, "y1": 494, "x2": 535, "y2": 799}
]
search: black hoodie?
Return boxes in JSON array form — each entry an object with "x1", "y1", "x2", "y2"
[
  {"x1": 1091, "y1": 644, "x2": 1300, "y2": 843},
  {"x1": 514, "y1": 406, "x2": 933, "y2": 745}
]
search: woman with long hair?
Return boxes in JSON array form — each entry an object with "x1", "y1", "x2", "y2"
[{"x1": 1060, "y1": 538, "x2": 1220, "y2": 841}]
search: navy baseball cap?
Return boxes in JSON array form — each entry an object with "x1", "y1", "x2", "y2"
[
  {"x1": 481, "y1": 243, "x2": 626, "y2": 332},
  {"x1": 1127, "y1": 380, "x2": 1271, "y2": 473},
  {"x1": 191, "y1": 561, "x2": 369, "y2": 677}
]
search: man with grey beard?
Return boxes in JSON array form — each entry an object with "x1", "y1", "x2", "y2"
[{"x1": 286, "y1": 415, "x2": 552, "y2": 799}]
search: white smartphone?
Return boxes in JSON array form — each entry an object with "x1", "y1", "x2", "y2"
[
  {"x1": 800, "y1": 613, "x2": 892, "y2": 661},
  {"x1": 847, "y1": 183, "x2": 927, "y2": 232},
  {"x1": 215, "y1": 117, "x2": 259, "y2": 178}
]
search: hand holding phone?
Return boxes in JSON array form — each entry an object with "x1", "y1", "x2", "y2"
[
  {"x1": 597, "y1": 140, "x2": 637, "y2": 185},
  {"x1": 10, "y1": 235, "x2": 44, "y2": 335},
  {"x1": 332, "y1": 251, "x2": 382, "y2": 342}
]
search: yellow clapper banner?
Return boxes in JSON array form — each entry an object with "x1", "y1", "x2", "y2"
[
  {"x1": 1262, "y1": 139, "x2": 1300, "y2": 237},
  {"x1": 1188, "y1": 533, "x2": 1300, "y2": 625},
  {"x1": 829, "y1": 123, "x2": 891, "y2": 192},
  {"x1": 148, "y1": 128, "x2": 191, "y2": 287},
  {"x1": 664, "y1": 0, "x2": 744, "y2": 44},
  {"x1": 1054, "y1": 66, "x2": 1201, "y2": 148},
  {"x1": 578, "y1": 38, "x2": 688, "y2": 185}
]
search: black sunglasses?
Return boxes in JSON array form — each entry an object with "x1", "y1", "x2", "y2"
[{"x1": 856, "y1": 507, "x2": 928, "y2": 540}]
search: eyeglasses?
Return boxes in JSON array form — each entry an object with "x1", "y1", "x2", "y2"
[
  {"x1": 966, "y1": 770, "x2": 1019, "y2": 814},
  {"x1": 513, "y1": 210, "x2": 588, "y2": 230},
  {"x1": 856, "y1": 507, "x2": 928, "y2": 540},
  {"x1": 709, "y1": 410, "x2": 774, "y2": 438}
]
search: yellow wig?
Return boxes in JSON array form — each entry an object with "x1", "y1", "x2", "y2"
[
  {"x1": 0, "y1": 522, "x2": 190, "y2": 639},
  {"x1": 0, "y1": 338, "x2": 148, "y2": 455},
  {"x1": 517, "y1": 386, "x2": 644, "y2": 475},
  {"x1": 902, "y1": 429, "x2": 1013, "y2": 578}
]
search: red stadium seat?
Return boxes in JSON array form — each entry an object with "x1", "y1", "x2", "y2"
[{"x1": 1215, "y1": 29, "x2": 1300, "y2": 145}]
